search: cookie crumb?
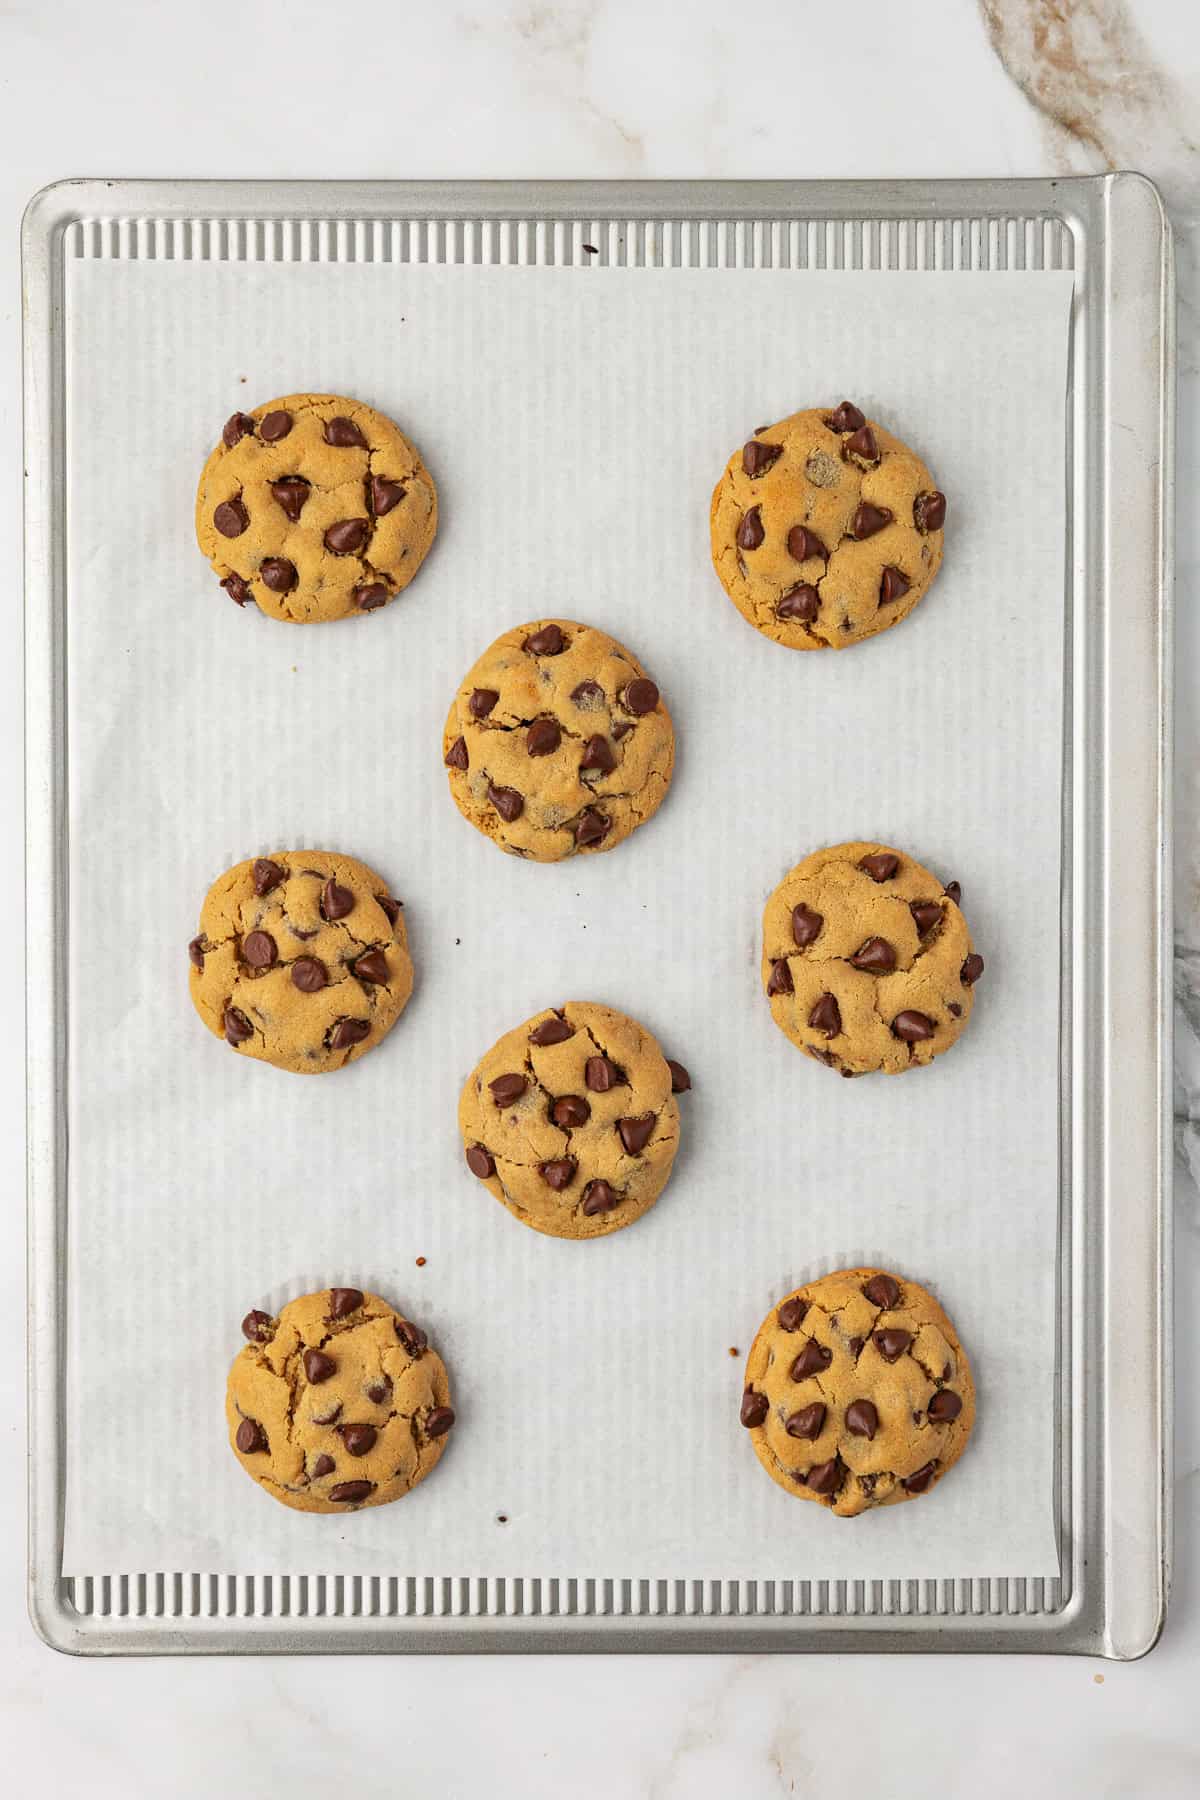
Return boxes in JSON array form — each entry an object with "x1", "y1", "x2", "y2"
[
  {"x1": 496, "y1": 1513, "x2": 509, "y2": 1524},
  {"x1": 728, "y1": 1346, "x2": 739, "y2": 1357},
  {"x1": 1093, "y1": 1673, "x2": 1104, "y2": 1685},
  {"x1": 415, "y1": 1256, "x2": 426, "y2": 1267}
]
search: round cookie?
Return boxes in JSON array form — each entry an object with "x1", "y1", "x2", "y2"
[
  {"x1": 741, "y1": 1266, "x2": 975, "y2": 1517},
  {"x1": 459, "y1": 1002, "x2": 689, "y2": 1238},
  {"x1": 189, "y1": 850, "x2": 413, "y2": 1074},
  {"x1": 761, "y1": 842, "x2": 983, "y2": 1076},
  {"x1": 195, "y1": 392, "x2": 438, "y2": 623},
  {"x1": 228, "y1": 1287, "x2": 455, "y2": 1513},
  {"x1": 443, "y1": 620, "x2": 674, "y2": 861},
  {"x1": 710, "y1": 403, "x2": 946, "y2": 650}
]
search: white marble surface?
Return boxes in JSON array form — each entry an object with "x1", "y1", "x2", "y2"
[{"x1": 1, "y1": 1, "x2": 1197, "y2": 1792}]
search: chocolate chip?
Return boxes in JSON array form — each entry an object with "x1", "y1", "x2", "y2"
[
  {"x1": 489, "y1": 1073, "x2": 527, "y2": 1108},
  {"x1": 523, "y1": 623, "x2": 566, "y2": 655},
  {"x1": 928, "y1": 1390, "x2": 962, "y2": 1423},
  {"x1": 580, "y1": 734, "x2": 616, "y2": 774},
  {"x1": 470, "y1": 688, "x2": 499, "y2": 719},
  {"x1": 214, "y1": 498, "x2": 248, "y2": 537},
  {"x1": 948, "y1": 1002, "x2": 962, "y2": 1017},
  {"x1": 489, "y1": 784, "x2": 524, "y2": 823},
  {"x1": 850, "y1": 936, "x2": 896, "y2": 973},
  {"x1": 324, "y1": 417, "x2": 367, "y2": 447},
  {"x1": 892, "y1": 1010, "x2": 935, "y2": 1043},
  {"x1": 808, "y1": 993, "x2": 841, "y2": 1037},
  {"x1": 526, "y1": 718, "x2": 562, "y2": 756},
  {"x1": 910, "y1": 901, "x2": 942, "y2": 936},
  {"x1": 571, "y1": 680, "x2": 605, "y2": 704},
  {"x1": 370, "y1": 475, "x2": 405, "y2": 514},
  {"x1": 850, "y1": 502, "x2": 892, "y2": 539},
  {"x1": 312, "y1": 1454, "x2": 336, "y2": 1478},
  {"x1": 740, "y1": 1389, "x2": 769, "y2": 1428},
  {"x1": 737, "y1": 506, "x2": 765, "y2": 550},
  {"x1": 845, "y1": 1398, "x2": 878, "y2": 1439},
  {"x1": 767, "y1": 958, "x2": 793, "y2": 997},
  {"x1": 743, "y1": 438, "x2": 783, "y2": 477},
  {"x1": 311, "y1": 1399, "x2": 342, "y2": 1426},
  {"x1": 859, "y1": 852, "x2": 899, "y2": 882},
  {"x1": 353, "y1": 949, "x2": 389, "y2": 984},
  {"x1": 270, "y1": 476, "x2": 310, "y2": 521},
  {"x1": 617, "y1": 1113, "x2": 655, "y2": 1155},
  {"x1": 540, "y1": 1157, "x2": 576, "y2": 1189},
  {"x1": 188, "y1": 935, "x2": 206, "y2": 970},
  {"x1": 329, "y1": 1287, "x2": 364, "y2": 1318},
  {"x1": 791, "y1": 904, "x2": 823, "y2": 946},
  {"x1": 242, "y1": 930, "x2": 277, "y2": 969},
  {"x1": 551, "y1": 1094, "x2": 591, "y2": 1129},
  {"x1": 304, "y1": 1348, "x2": 336, "y2": 1384},
  {"x1": 338, "y1": 1423, "x2": 376, "y2": 1457},
  {"x1": 235, "y1": 1417, "x2": 267, "y2": 1454},
  {"x1": 354, "y1": 582, "x2": 389, "y2": 611},
  {"x1": 259, "y1": 557, "x2": 297, "y2": 593},
  {"x1": 623, "y1": 678, "x2": 659, "y2": 716},
  {"x1": 785, "y1": 1402, "x2": 825, "y2": 1439},
  {"x1": 367, "y1": 1381, "x2": 389, "y2": 1404},
  {"x1": 914, "y1": 490, "x2": 947, "y2": 534},
  {"x1": 329, "y1": 1480, "x2": 374, "y2": 1503},
  {"x1": 328, "y1": 1017, "x2": 370, "y2": 1050},
  {"x1": 848, "y1": 1336, "x2": 864, "y2": 1358},
  {"x1": 667, "y1": 1059, "x2": 691, "y2": 1093},
  {"x1": 530, "y1": 1014, "x2": 573, "y2": 1046},
  {"x1": 842, "y1": 424, "x2": 880, "y2": 465},
  {"x1": 425, "y1": 1406, "x2": 455, "y2": 1439},
  {"x1": 944, "y1": 880, "x2": 962, "y2": 905},
  {"x1": 862, "y1": 1273, "x2": 900, "y2": 1309},
  {"x1": 585, "y1": 1055, "x2": 621, "y2": 1092},
  {"x1": 445, "y1": 735, "x2": 469, "y2": 770},
  {"x1": 574, "y1": 808, "x2": 610, "y2": 847},
  {"x1": 825, "y1": 401, "x2": 865, "y2": 434},
  {"x1": 317, "y1": 878, "x2": 353, "y2": 922},
  {"x1": 612, "y1": 721, "x2": 633, "y2": 741},
  {"x1": 581, "y1": 1179, "x2": 620, "y2": 1215},
  {"x1": 466, "y1": 1144, "x2": 495, "y2": 1178},
  {"x1": 777, "y1": 1296, "x2": 808, "y2": 1331},
  {"x1": 879, "y1": 566, "x2": 910, "y2": 605},
  {"x1": 902, "y1": 1462, "x2": 937, "y2": 1495},
  {"x1": 253, "y1": 858, "x2": 284, "y2": 896},
  {"x1": 376, "y1": 894, "x2": 401, "y2": 926},
  {"x1": 874, "y1": 1327, "x2": 912, "y2": 1361},
  {"x1": 291, "y1": 956, "x2": 327, "y2": 992},
  {"x1": 786, "y1": 526, "x2": 827, "y2": 563},
  {"x1": 259, "y1": 409, "x2": 293, "y2": 441},
  {"x1": 223, "y1": 412, "x2": 255, "y2": 448},
  {"x1": 790, "y1": 1339, "x2": 832, "y2": 1380},
  {"x1": 396, "y1": 1319, "x2": 428, "y2": 1357},
  {"x1": 961, "y1": 953, "x2": 985, "y2": 985},
  {"x1": 777, "y1": 584, "x2": 820, "y2": 623},
  {"x1": 221, "y1": 574, "x2": 252, "y2": 606},
  {"x1": 241, "y1": 1309, "x2": 273, "y2": 1342},
  {"x1": 324, "y1": 518, "x2": 370, "y2": 554},
  {"x1": 803, "y1": 1457, "x2": 842, "y2": 1495},
  {"x1": 224, "y1": 1006, "x2": 253, "y2": 1045}
]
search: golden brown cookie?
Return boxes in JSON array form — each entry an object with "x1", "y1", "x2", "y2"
[
  {"x1": 189, "y1": 850, "x2": 413, "y2": 1074},
  {"x1": 459, "y1": 1002, "x2": 690, "y2": 1238},
  {"x1": 710, "y1": 403, "x2": 946, "y2": 649},
  {"x1": 443, "y1": 620, "x2": 674, "y2": 860},
  {"x1": 195, "y1": 392, "x2": 437, "y2": 623},
  {"x1": 228, "y1": 1287, "x2": 455, "y2": 1513},
  {"x1": 741, "y1": 1267, "x2": 975, "y2": 1517},
  {"x1": 762, "y1": 842, "x2": 983, "y2": 1076}
]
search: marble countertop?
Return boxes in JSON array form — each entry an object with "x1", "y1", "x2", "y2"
[{"x1": 1, "y1": 1, "x2": 1196, "y2": 1793}]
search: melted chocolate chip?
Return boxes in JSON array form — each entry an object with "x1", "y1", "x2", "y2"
[
  {"x1": 585, "y1": 1055, "x2": 621, "y2": 1092},
  {"x1": 913, "y1": 490, "x2": 947, "y2": 534},
  {"x1": 224, "y1": 1007, "x2": 253, "y2": 1045},
  {"x1": 376, "y1": 893, "x2": 401, "y2": 926},
  {"x1": 328, "y1": 1288, "x2": 364, "y2": 1318},
  {"x1": 902, "y1": 1462, "x2": 937, "y2": 1495},
  {"x1": 370, "y1": 475, "x2": 405, "y2": 514},
  {"x1": 259, "y1": 409, "x2": 293, "y2": 441},
  {"x1": 523, "y1": 623, "x2": 566, "y2": 655},
  {"x1": 489, "y1": 784, "x2": 524, "y2": 823},
  {"x1": 845, "y1": 1398, "x2": 879, "y2": 1439},
  {"x1": 214, "y1": 498, "x2": 248, "y2": 537},
  {"x1": 874, "y1": 1327, "x2": 912, "y2": 1362},
  {"x1": 328, "y1": 1017, "x2": 370, "y2": 1050},
  {"x1": 623, "y1": 679, "x2": 659, "y2": 716},
  {"x1": 188, "y1": 935, "x2": 206, "y2": 970},
  {"x1": 842, "y1": 423, "x2": 880, "y2": 464},
  {"x1": 785, "y1": 1402, "x2": 825, "y2": 1439},
  {"x1": 740, "y1": 1389, "x2": 769, "y2": 1428},
  {"x1": 489, "y1": 1073, "x2": 527, "y2": 1108},
  {"x1": 259, "y1": 557, "x2": 297, "y2": 593},
  {"x1": 859, "y1": 851, "x2": 899, "y2": 882},
  {"x1": 571, "y1": 680, "x2": 605, "y2": 705},
  {"x1": 530, "y1": 1014, "x2": 573, "y2": 1047},
  {"x1": 396, "y1": 1319, "x2": 428, "y2": 1357},
  {"x1": 329, "y1": 1480, "x2": 375, "y2": 1503},
  {"x1": 425, "y1": 1406, "x2": 455, "y2": 1439},
  {"x1": 235, "y1": 1417, "x2": 267, "y2": 1455},
  {"x1": 551, "y1": 1094, "x2": 590, "y2": 1129},
  {"x1": 291, "y1": 957, "x2": 327, "y2": 992},
  {"x1": 786, "y1": 525, "x2": 827, "y2": 563},
  {"x1": 445, "y1": 735, "x2": 469, "y2": 770},
  {"x1": 321, "y1": 877, "x2": 355, "y2": 921},
  {"x1": 617, "y1": 1114, "x2": 655, "y2": 1155},
  {"x1": 737, "y1": 505, "x2": 765, "y2": 550},
  {"x1": 324, "y1": 417, "x2": 367, "y2": 448},
  {"x1": 767, "y1": 958, "x2": 793, "y2": 997},
  {"x1": 581, "y1": 1179, "x2": 620, "y2": 1215},
  {"x1": 242, "y1": 930, "x2": 277, "y2": 969},
  {"x1": 777, "y1": 584, "x2": 820, "y2": 623},
  {"x1": 879, "y1": 566, "x2": 910, "y2": 605},
  {"x1": 241, "y1": 1309, "x2": 273, "y2": 1343},
  {"x1": 223, "y1": 412, "x2": 255, "y2": 448},
  {"x1": 961, "y1": 953, "x2": 985, "y2": 985},
  {"x1": 910, "y1": 901, "x2": 942, "y2": 936},
  {"x1": 574, "y1": 808, "x2": 610, "y2": 848},
  {"x1": 338, "y1": 1423, "x2": 377, "y2": 1457},
  {"x1": 803, "y1": 1457, "x2": 842, "y2": 1496},
  {"x1": 221, "y1": 574, "x2": 252, "y2": 606},
  {"x1": 253, "y1": 858, "x2": 284, "y2": 896},
  {"x1": 324, "y1": 518, "x2": 370, "y2": 554},
  {"x1": 540, "y1": 1157, "x2": 576, "y2": 1190},
  {"x1": 270, "y1": 476, "x2": 310, "y2": 521},
  {"x1": 777, "y1": 1296, "x2": 808, "y2": 1332},
  {"x1": 304, "y1": 1348, "x2": 336, "y2": 1384},
  {"x1": 466, "y1": 1144, "x2": 495, "y2": 1178},
  {"x1": 892, "y1": 1010, "x2": 936, "y2": 1043},
  {"x1": 808, "y1": 993, "x2": 842, "y2": 1037},
  {"x1": 791, "y1": 904, "x2": 824, "y2": 946},
  {"x1": 355, "y1": 582, "x2": 390, "y2": 611},
  {"x1": 469, "y1": 688, "x2": 498, "y2": 719},
  {"x1": 850, "y1": 937, "x2": 896, "y2": 973},
  {"x1": 312, "y1": 1454, "x2": 336, "y2": 1478},
  {"x1": 790, "y1": 1339, "x2": 832, "y2": 1380},
  {"x1": 944, "y1": 880, "x2": 962, "y2": 905},
  {"x1": 580, "y1": 734, "x2": 616, "y2": 774},
  {"x1": 862, "y1": 1273, "x2": 900, "y2": 1309},
  {"x1": 667, "y1": 1059, "x2": 691, "y2": 1093},
  {"x1": 825, "y1": 401, "x2": 865, "y2": 434},
  {"x1": 928, "y1": 1390, "x2": 962, "y2": 1423},
  {"x1": 850, "y1": 502, "x2": 892, "y2": 539},
  {"x1": 526, "y1": 718, "x2": 562, "y2": 756},
  {"x1": 743, "y1": 438, "x2": 783, "y2": 477},
  {"x1": 353, "y1": 949, "x2": 389, "y2": 985}
]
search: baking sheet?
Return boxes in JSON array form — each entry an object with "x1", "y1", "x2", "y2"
[{"x1": 60, "y1": 261, "x2": 1071, "y2": 1581}]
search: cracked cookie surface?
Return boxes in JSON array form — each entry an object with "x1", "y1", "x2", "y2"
[
  {"x1": 741, "y1": 1266, "x2": 975, "y2": 1517},
  {"x1": 762, "y1": 841, "x2": 983, "y2": 1076},
  {"x1": 195, "y1": 392, "x2": 437, "y2": 623},
  {"x1": 189, "y1": 850, "x2": 413, "y2": 1074},
  {"x1": 443, "y1": 619, "x2": 674, "y2": 860},
  {"x1": 459, "y1": 1001, "x2": 687, "y2": 1238},
  {"x1": 710, "y1": 403, "x2": 946, "y2": 650},
  {"x1": 227, "y1": 1287, "x2": 454, "y2": 1513}
]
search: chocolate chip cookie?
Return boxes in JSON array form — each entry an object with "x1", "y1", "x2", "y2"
[
  {"x1": 459, "y1": 1002, "x2": 689, "y2": 1238},
  {"x1": 228, "y1": 1287, "x2": 455, "y2": 1513},
  {"x1": 195, "y1": 393, "x2": 437, "y2": 623},
  {"x1": 710, "y1": 403, "x2": 946, "y2": 650},
  {"x1": 741, "y1": 1267, "x2": 975, "y2": 1516},
  {"x1": 189, "y1": 850, "x2": 413, "y2": 1073},
  {"x1": 443, "y1": 620, "x2": 674, "y2": 860},
  {"x1": 762, "y1": 842, "x2": 983, "y2": 1076}
]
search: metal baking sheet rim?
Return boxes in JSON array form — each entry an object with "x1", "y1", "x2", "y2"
[{"x1": 22, "y1": 176, "x2": 1173, "y2": 1658}]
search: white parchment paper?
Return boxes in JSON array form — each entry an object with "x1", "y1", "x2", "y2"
[{"x1": 61, "y1": 261, "x2": 1071, "y2": 1579}]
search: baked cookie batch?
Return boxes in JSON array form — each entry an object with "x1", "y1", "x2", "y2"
[{"x1": 192, "y1": 393, "x2": 981, "y2": 1520}]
